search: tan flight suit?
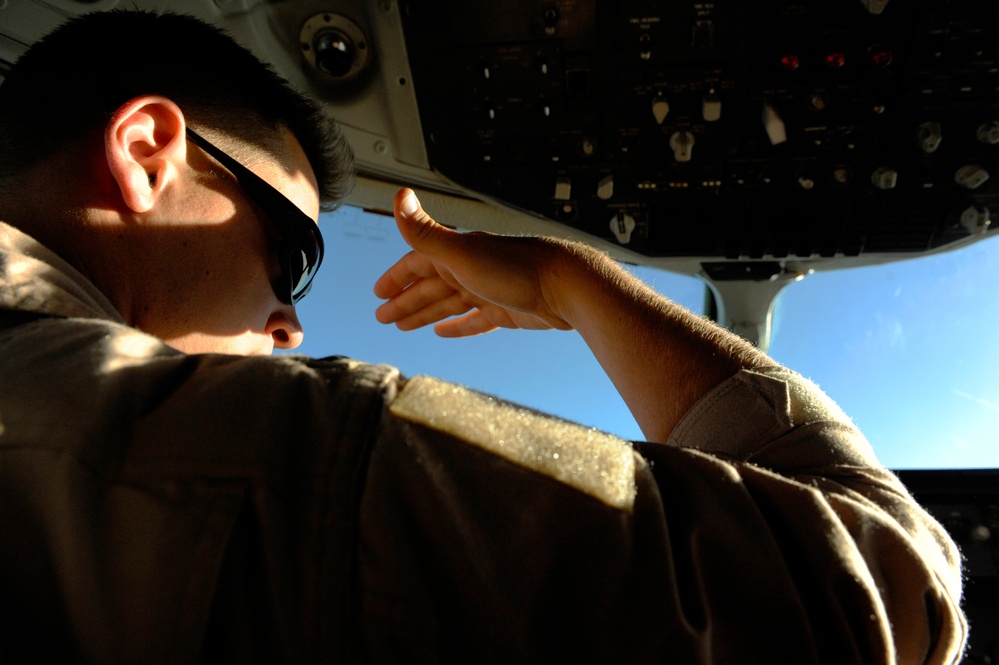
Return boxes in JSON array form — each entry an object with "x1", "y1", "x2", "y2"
[{"x1": 0, "y1": 221, "x2": 967, "y2": 663}]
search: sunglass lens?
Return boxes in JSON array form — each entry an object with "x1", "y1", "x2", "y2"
[{"x1": 289, "y1": 230, "x2": 322, "y2": 303}]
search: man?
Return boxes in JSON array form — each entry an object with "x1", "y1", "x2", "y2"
[{"x1": 0, "y1": 9, "x2": 966, "y2": 664}]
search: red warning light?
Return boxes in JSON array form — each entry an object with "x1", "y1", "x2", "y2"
[
  {"x1": 824, "y1": 52, "x2": 847, "y2": 69},
  {"x1": 869, "y1": 47, "x2": 893, "y2": 67},
  {"x1": 780, "y1": 54, "x2": 801, "y2": 71}
]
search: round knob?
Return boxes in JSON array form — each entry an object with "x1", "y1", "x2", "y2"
[
  {"x1": 955, "y1": 164, "x2": 990, "y2": 190},
  {"x1": 960, "y1": 205, "x2": 991, "y2": 234},
  {"x1": 916, "y1": 121, "x2": 942, "y2": 154},
  {"x1": 977, "y1": 120, "x2": 999, "y2": 145},
  {"x1": 807, "y1": 92, "x2": 829, "y2": 112},
  {"x1": 871, "y1": 166, "x2": 898, "y2": 190}
]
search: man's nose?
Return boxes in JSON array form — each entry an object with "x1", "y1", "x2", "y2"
[{"x1": 267, "y1": 308, "x2": 305, "y2": 350}]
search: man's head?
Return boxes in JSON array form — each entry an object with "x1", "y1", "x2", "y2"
[
  {"x1": 0, "y1": 10, "x2": 355, "y2": 354},
  {"x1": 0, "y1": 9, "x2": 353, "y2": 207}
]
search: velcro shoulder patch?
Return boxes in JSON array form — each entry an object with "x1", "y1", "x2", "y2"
[{"x1": 389, "y1": 375, "x2": 637, "y2": 511}]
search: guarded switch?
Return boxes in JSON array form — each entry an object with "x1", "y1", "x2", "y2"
[
  {"x1": 610, "y1": 212, "x2": 636, "y2": 244},
  {"x1": 670, "y1": 131, "x2": 695, "y2": 162}
]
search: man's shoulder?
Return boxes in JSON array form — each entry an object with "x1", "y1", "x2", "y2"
[
  {"x1": 0, "y1": 312, "x2": 392, "y2": 383},
  {"x1": 0, "y1": 313, "x2": 402, "y2": 460},
  {"x1": 388, "y1": 374, "x2": 639, "y2": 511}
]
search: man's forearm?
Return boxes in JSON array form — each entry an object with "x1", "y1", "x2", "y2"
[{"x1": 547, "y1": 242, "x2": 776, "y2": 442}]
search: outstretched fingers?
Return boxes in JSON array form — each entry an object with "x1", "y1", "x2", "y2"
[
  {"x1": 375, "y1": 188, "x2": 577, "y2": 336},
  {"x1": 377, "y1": 284, "x2": 476, "y2": 331}
]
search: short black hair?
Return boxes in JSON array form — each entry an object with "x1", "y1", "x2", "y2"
[{"x1": 0, "y1": 9, "x2": 354, "y2": 210}]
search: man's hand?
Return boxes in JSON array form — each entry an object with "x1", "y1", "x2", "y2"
[
  {"x1": 374, "y1": 188, "x2": 773, "y2": 442},
  {"x1": 374, "y1": 188, "x2": 577, "y2": 337}
]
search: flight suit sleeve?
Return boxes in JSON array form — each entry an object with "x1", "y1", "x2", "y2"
[
  {"x1": 650, "y1": 366, "x2": 967, "y2": 664},
  {"x1": 354, "y1": 368, "x2": 967, "y2": 664}
]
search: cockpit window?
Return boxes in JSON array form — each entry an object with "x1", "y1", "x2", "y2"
[
  {"x1": 289, "y1": 205, "x2": 999, "y2": 470},
  {"x1": 770, "y1": 235, "x2": 999, "y2": 469}
]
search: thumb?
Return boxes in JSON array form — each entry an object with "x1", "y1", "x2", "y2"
[{"x1": 394, "y1": 188, "x2": 456, "y2": 255}]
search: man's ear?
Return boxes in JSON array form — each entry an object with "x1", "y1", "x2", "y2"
[{"x1": 105, "y1": 96, "x2": 186, "y2": 214}]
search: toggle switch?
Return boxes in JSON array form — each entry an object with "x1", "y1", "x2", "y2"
[
  {"x1": 597, "y1": 175, "x2": 614, "y2": 200},
  {"x1": 702, "y1": 90, "x2": 722, "y2": 122},
  {"x1": 977, "y1": 120, "x2": 999, "y2": 145},
  {"x1": 762, "y1": 104, "x2": 787, "y2": 145},
  {"x1": 543, "y1": 7, "x2": 558, "y2": 35},
  {"x1": 610, "y1": 212, "x2": 636, "y2": 244},
  {"x1": 554, "y1": 177, "x2": 572, "y2": 200},
  {"x1": 670, "y1": 131, "x2": 695, "y2": 162},
  {"x1": 652, "y1": 95, "x2": 670, "y2": 124}
]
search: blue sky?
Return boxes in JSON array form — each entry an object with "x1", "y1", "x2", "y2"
[
  {"x1": 287, "y1": 204, "x2": 999, "y2": 470},
  {"x1": 770, "y1": 238, "x2": 999, "y2": 469}
]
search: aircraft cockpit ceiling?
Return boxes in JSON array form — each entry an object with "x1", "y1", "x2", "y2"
[{"x1": 2, "y1": 0, "x2": 998, "y2": 346}]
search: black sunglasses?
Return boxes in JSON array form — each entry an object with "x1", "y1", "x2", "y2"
[{"x1": 185, "y1": 128, "x2": 324, "y2": 305}]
